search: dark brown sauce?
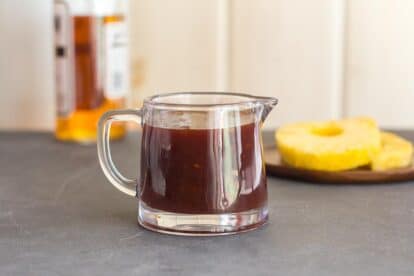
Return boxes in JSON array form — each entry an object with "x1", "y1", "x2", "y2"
[{"x1": 139, "y1": 122, "x2": 267, "y2": 214}]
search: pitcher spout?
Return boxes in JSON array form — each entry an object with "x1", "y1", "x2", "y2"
[{"x1": 255, "y1": 96, "x2": 278, "y2": 122}]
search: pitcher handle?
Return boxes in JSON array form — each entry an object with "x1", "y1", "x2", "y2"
[{"x1": 97, "y1": 109, "x2": 142, "y2": 197}]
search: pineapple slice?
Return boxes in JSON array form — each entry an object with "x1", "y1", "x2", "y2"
[
  {"x1": 371, "y1": 132, "x2": 413, "y2": 171},
  {"x1": 275, "y1": 117, "x2": 381, "y2": 171}
]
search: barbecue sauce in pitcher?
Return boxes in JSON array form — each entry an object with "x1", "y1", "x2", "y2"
[{"x1": 139, "y1": 122, "x2": 267, "y2": 214}]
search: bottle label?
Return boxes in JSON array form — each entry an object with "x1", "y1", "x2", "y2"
[
  {"x1": 103, "y1": 21, "x2": 128, "y2": 99},
  {"x1": 54, "y1": 2, "x2": 75, "y2": 117}
]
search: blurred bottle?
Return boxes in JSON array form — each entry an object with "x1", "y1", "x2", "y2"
[{"x1": 54, "y1": 0, "x2": 129, "y2": 143}]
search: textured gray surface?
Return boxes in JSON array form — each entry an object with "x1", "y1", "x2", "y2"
[{"x1": 1, "y1": 131, "x2": 414, "y2": 276}]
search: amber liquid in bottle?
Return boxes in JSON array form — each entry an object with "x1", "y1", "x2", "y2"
[{"x1": 55, "y1": 15, "x2": 126, "y2": 143}]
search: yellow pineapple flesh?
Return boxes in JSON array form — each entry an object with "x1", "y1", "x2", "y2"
[
  {"x1": 275, "y1": 117, "x2": 381, "y2": 171},
  {"x1": 371, "y1": 132, "x2": 413, "y2": 171}
]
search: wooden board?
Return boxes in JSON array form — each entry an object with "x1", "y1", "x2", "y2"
[{"x1": 264, "y1": 147, "x2": 414, "y2": 184}]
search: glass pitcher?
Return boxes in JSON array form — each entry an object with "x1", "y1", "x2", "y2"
[{"x1": 97, "y1": 92, "x2": 278, "y2": 235}]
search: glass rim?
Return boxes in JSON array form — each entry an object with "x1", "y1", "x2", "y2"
[{"x1": 143, "y1": 91, "x2": 278, "y2": 108}]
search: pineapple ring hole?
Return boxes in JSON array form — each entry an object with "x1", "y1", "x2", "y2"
[{"x1": 311, "y1": 123, "x2": 343, "y2": 137}]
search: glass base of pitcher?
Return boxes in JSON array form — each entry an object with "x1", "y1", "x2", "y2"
[{"x1": 138, "y1": 202, "x2": 268, "y2": 236}]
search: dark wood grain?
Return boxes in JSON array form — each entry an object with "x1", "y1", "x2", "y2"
[{"x1": 265, "y1": 147, "x2": 414, "y2": 184}]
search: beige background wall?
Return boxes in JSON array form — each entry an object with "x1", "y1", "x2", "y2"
[
  {"x1": 0, "y1": 0, "x2": 54, "y2": 130},
  {"x1": 1, "y1": 0, "x2": 413, "y2": 130}
]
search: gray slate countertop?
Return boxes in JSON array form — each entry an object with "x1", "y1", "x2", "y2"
[{"x1": 1, "y1": 131, "x2": 414, "y2": 276}]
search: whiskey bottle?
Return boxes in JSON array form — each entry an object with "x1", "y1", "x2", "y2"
[{"x1": 54, "y1": 0, "x2": 129, "y2": 143}]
